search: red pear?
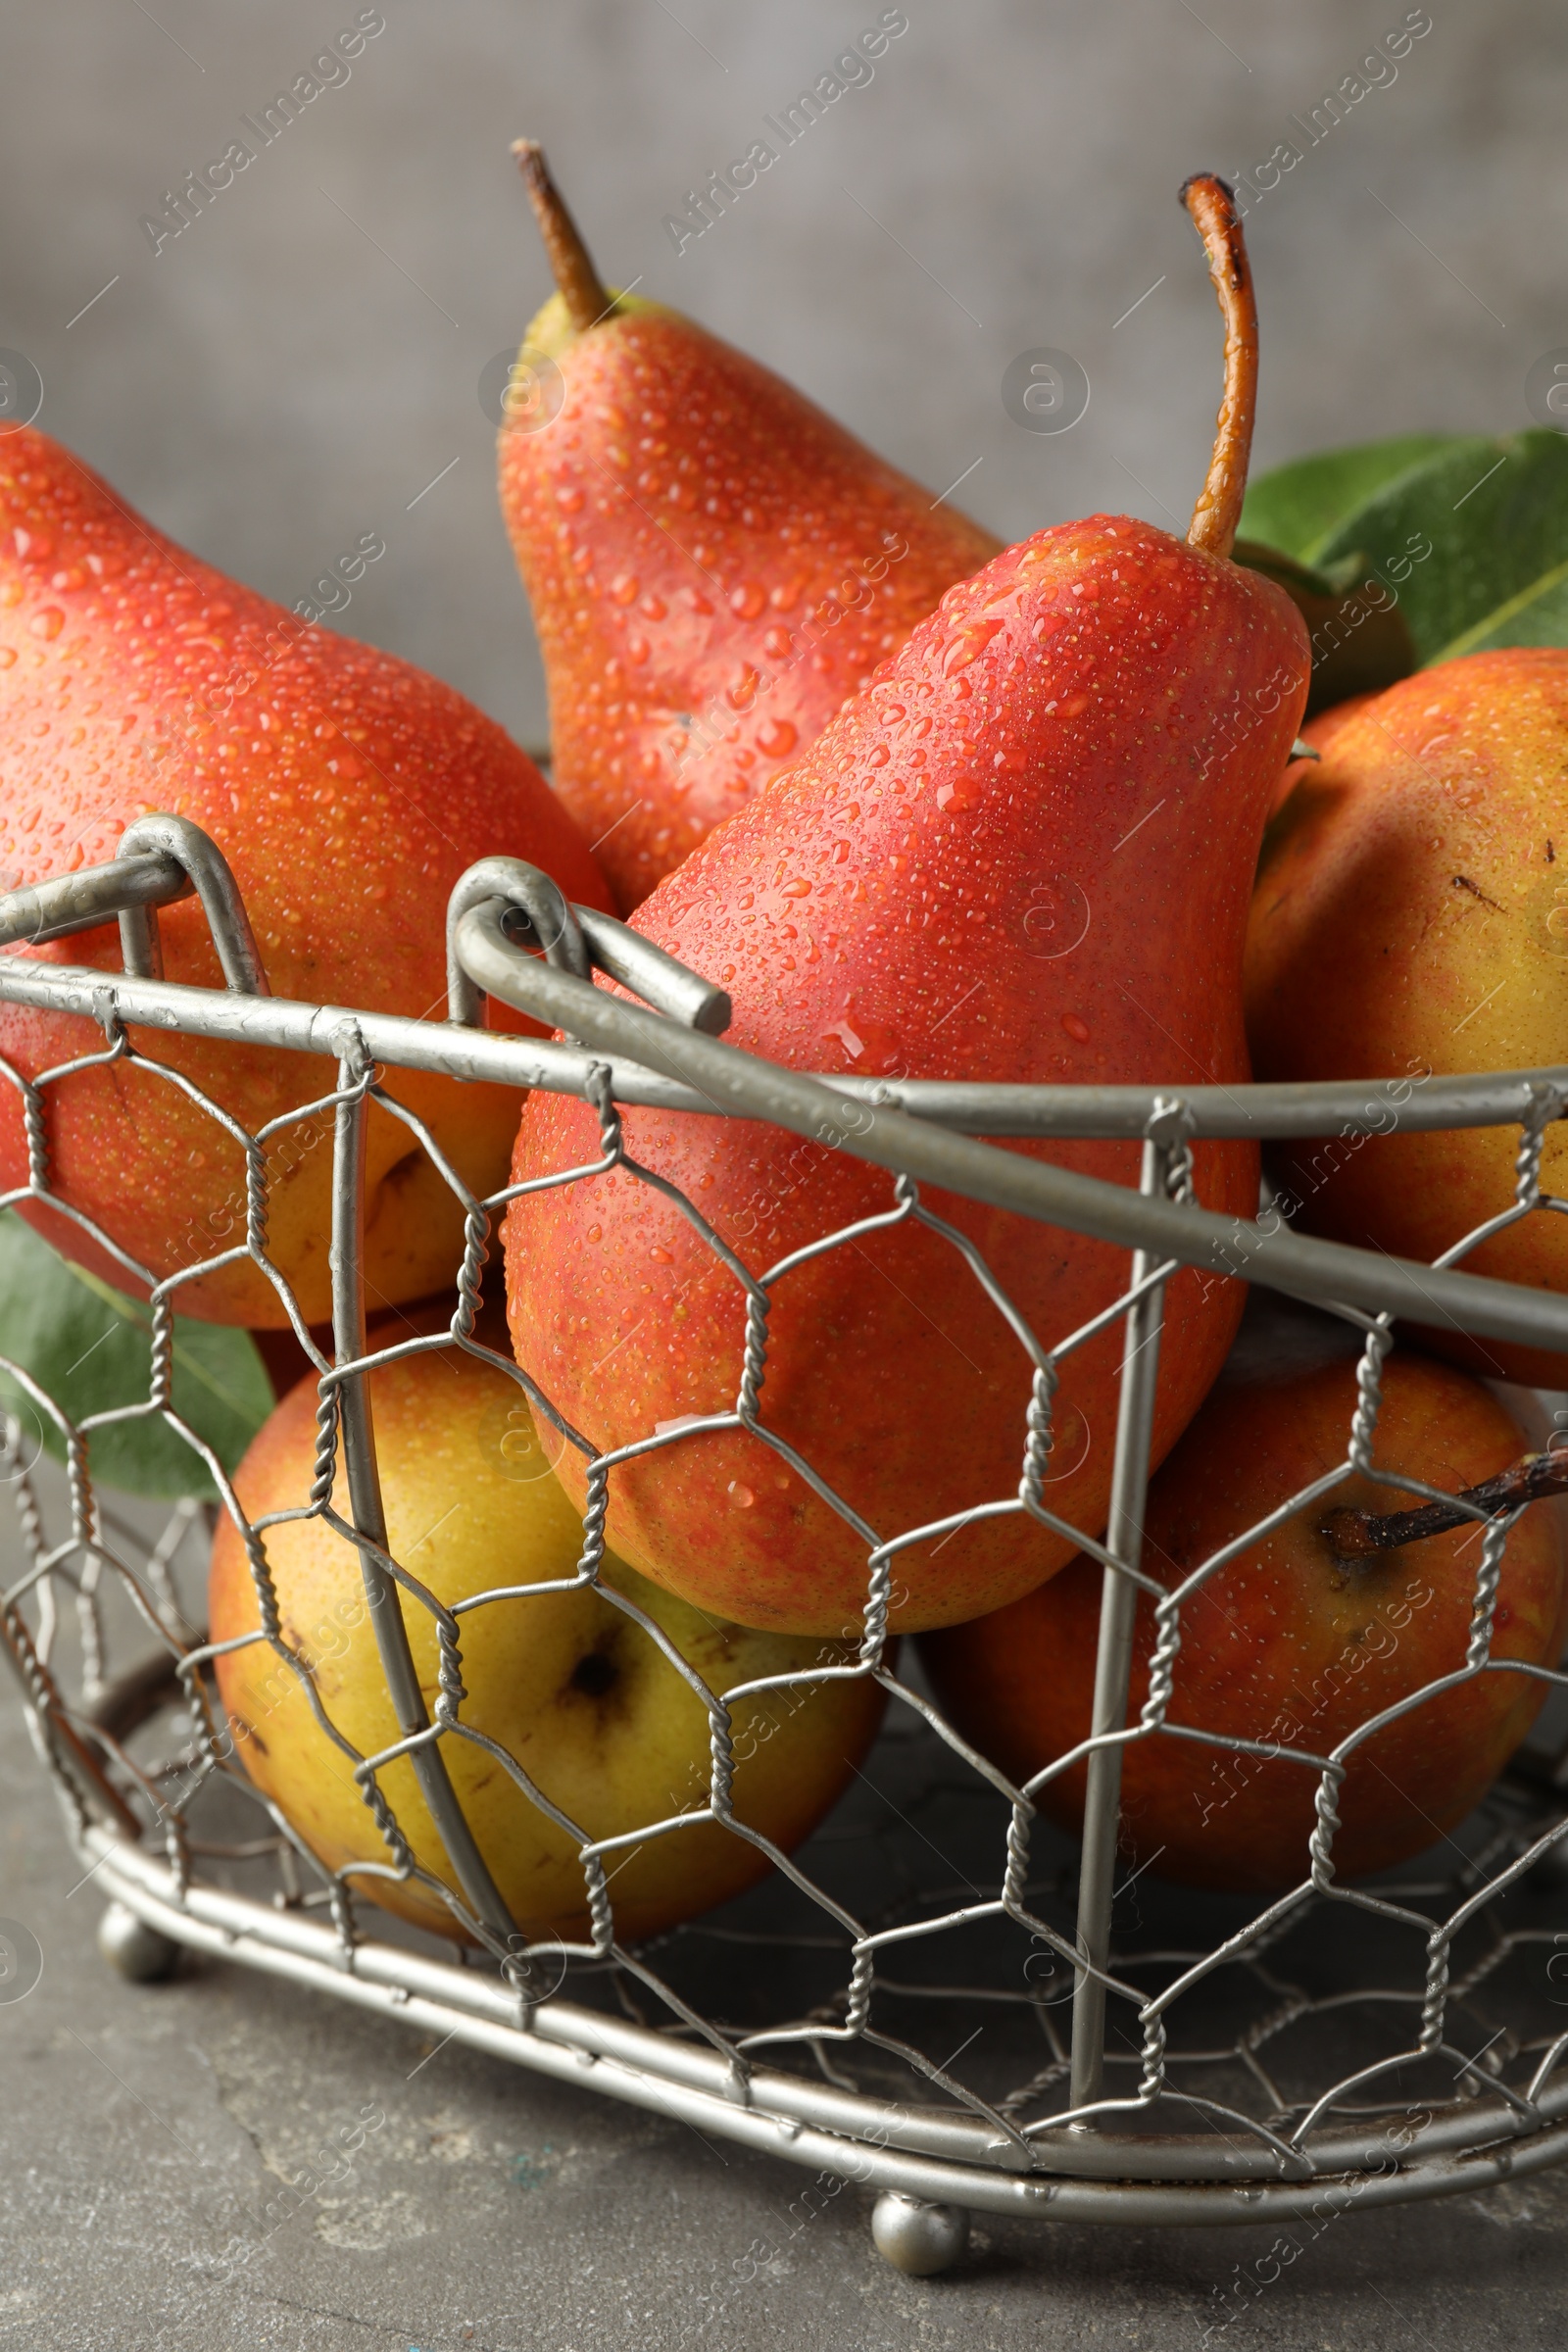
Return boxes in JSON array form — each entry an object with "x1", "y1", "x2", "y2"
[
  {"x1": 0, "y1": 424, "x2": 611, "y2": 1327},
  {"x1": 504, "y1": 177, "x2": 1311, "y2": 1636},
  {"x1": 920, "y1": 1348, "x2": 1567, "y2": 1889},
  {"x1": 497, "y1": 141, "x2": 1001, "y2": 910}
]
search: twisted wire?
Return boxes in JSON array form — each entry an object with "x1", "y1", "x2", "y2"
[
  {"x1": 1018, "y1": 1361, "x2": 1060, "y2": 1512},
  {"x1": 1513, "y1": 1084, "x2": 1564, "y2": 1209},
  {"x1": 453, "y1": 1204, "x2": 492, "y2": 1340},
  {"x1": 736, "y1": 1290, "x2": 769, "y2": 1421},
  {"x1": 1348, "y1": 1325, "x2": 1392, "y2": 1477},
  {"x1": 1307, "y1": 1763, "x2": 1347, "y2": 1893},
  {"x1": 1465, "y1": 1513, "x2": 1511, "y2": 1670}
]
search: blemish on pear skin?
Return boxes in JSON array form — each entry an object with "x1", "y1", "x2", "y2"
[
  {"x1": 566, "y1": 1649, "x2": 619, "y2": 1699},
  {"x1": 1451, "y1": 874, "x2": 1504, "y2": 912}
]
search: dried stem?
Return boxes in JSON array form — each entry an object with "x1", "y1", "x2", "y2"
[
  {"x1": 1322, "y1": 1449, "x2": 1568, "y2": 1560},
  {"x1": 1181, "y1": 173, "x2": 1257, "y2": 561},
  {"x1": 513, "y1": 138, "x2": 612, "y2": 334}
]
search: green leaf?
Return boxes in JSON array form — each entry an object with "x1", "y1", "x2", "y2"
[
  {"x1": 1310, "y1": 432, "x2": 1568, "y2": 665},
  {"x1": 1440, "y1": 559, "x2": 1568, "y2": 661},
  {"x1": 1239, "y1": 435, "x2": 1465, "y2": 565},
  {"x1": 1244, "y1": 429, "x2": 1568, "y2": 675},
  {"x1": 0, "y1": 1213, "x2": 272, "y2": 1499}
]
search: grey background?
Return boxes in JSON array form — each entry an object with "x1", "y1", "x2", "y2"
[
  {"x1": 0, "y1": 0, "x2": 1557, "y2": 760},
  {"x1": 8, "y1": 5, "x2": 1568, "y2": 2345}
]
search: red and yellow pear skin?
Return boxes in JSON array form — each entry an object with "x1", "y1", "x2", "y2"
[
  {"x1": 0, "y1": 424, "x2": 611, "y2": 1326},
  {"x1": 920, "y1": 1351, "x2": 1568, "y2": 1890},
  {"x1": 504, "y1": 516, "x2": 1310, "y2": 1636},
  {"x1": 211, "y1": 1346, "x2": 885, "y2": 1945},
  {"x1": 1246, "y1": 649, "x2": 1568, "y2": 1384},
  {"x1": 497, "y1": 153, "x2": 1000, "y2": 909}
]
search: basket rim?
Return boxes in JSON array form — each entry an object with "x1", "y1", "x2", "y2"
[
  {"x1": 76, "y1": 1824, "x2": 1568, "y2": 2222},
  {"x1": 2, "y1": 933, "x2": 1566, "y2": 1360},
  {"x1": 0, "y1": 940, "x2": 1564, "y2": 1142}
]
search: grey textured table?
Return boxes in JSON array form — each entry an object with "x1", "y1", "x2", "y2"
[{"x1": 7, "y1": 1674, "x2": 1568, "y2": 2352}]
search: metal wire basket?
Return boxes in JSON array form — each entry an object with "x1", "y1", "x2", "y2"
[{"x1": 5, "y1": 816, "x2": 1568, "y2": 2277}]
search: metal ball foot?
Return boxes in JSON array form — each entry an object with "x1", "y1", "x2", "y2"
[
  {"x1": 98, "y1": 1901, "x2": 181, "y2": 1984},
  {"x1": 871, "y1": 2190, "x2": 970, "y2": 2276}
]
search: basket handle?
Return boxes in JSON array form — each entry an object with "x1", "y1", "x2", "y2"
[
  {"x1": 446, "y1": 856, "x2": 730, "y2": 1036},
  {"x1": 115, "y1": 815, "x2": 269, "y2": 994},
  {"x1": 0, "y1": 814, "x2": 268, "y2": 995}
]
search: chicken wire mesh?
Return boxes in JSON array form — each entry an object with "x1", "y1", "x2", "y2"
[{"x1": 5, "y1": 819, "x2": 1568, "y2": 2238}]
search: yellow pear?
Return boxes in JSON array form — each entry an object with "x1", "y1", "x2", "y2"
[
  {"x1": 210, "y1": 1344, "x2": 885, "y2": 1944},
  {"x1": 1246, "y1": 648, "x2": 1568, "y2": 1383}
]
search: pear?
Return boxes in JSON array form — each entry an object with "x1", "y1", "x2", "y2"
[
  {"x1": 0, "y1": 424, "x2": 611, "y2": 1327},
  {"x1": 1246, "y1": 647, "x2": 1568, "y2": 1384},
  {"x1": 498, "y1": 141, "x2": 1001, "y2": 910},
  {"x1": 504, "y1": 176, "x2": 1311, "y2": 1638},
  {"x1": 211, "y1": 1343, "x2": 884, "y2": 1945},
  {"x1": 1265, "y1": 686, "x2": 1373, "y2": 817},
  {"x1": 920, "y1": 1347, "x2": 1567, "y2": 1889}
]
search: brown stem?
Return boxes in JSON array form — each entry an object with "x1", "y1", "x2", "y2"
[
  {"x1": 512, "y1": 138, "x2": 612, "y2": 334},
  {"x1": 1180, "y1": 173, "x2": 1258, "y2": 561},
  {"x1": 1321, "y1": 1449, "x2": 1568, "y2": 1560}
]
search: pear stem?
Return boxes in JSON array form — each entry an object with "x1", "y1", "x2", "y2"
[
  {"x1": 1180, "y1": 173, "x2": 1257, "y2": 561},
  {"x1": 1321, "y1": 1448, "x2": 1568, "y2": 1559},
  {"x1": 513, "y1": 138, "x2": 612, "y2": 334}
]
